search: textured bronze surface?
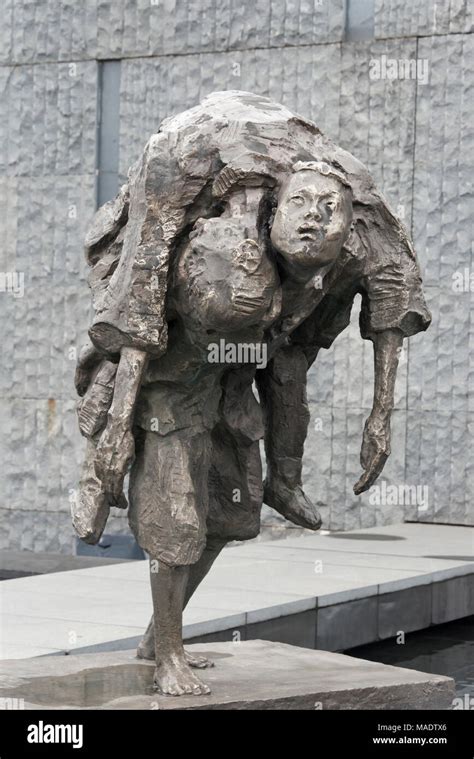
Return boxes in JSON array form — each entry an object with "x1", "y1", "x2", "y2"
[{"x1": 73, "y1": 91, "x2": 430, "y2": 696}]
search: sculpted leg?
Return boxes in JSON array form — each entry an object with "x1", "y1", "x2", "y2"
[
  {"x1": 256, "y1": 344, "x2": 321, "y2": 530},
  {"x1": 150, "y1": 559, "x2": 211, "y2": 696},
  {"x1": 138, "y1": 368, "x2": 260, "y2": 667},
  {"x1": 137, "y1": 538, "x2": 226, "y2": 666},
  {"x1": 129, "y1": 420, "x2": 216, "y2": 693}
]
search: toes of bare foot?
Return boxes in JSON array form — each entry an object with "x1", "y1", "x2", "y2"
[
  {"x1": 196, "y1": 683, "x2": 211, "y2": 695},
  {"x1": 185, "y1": 651, "x2": 215, "y2": 669},
  {"x1": 153, "y1": 660, "x2": 211, "y2": 697}
]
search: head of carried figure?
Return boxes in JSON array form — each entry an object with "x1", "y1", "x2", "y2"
[{"x1": 270, "y1": 161, "x2": 353, "y2": 273}]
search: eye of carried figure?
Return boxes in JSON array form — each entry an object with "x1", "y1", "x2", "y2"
[
  {"x1": 324, "y1": 196, "x2": 339, "y2": 211},
  {"x1": 327, "y1": 195, "x2": 341, "y2": 211},
  {"x1": 290, "y1": 193, "x2": 305, "y2": 206}
]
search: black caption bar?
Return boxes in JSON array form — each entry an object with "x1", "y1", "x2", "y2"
[{"x1": 0, "y1": 709, "x2": 473, "y2": 757}]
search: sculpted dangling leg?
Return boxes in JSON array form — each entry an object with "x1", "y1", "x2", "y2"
[{"x1": 256, "y1": 344, "x2": 321, "y2": 530}]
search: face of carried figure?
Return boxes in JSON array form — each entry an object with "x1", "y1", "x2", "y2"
[{"x1": 270, "y1": 170, "x2": 352, "y2": 273}]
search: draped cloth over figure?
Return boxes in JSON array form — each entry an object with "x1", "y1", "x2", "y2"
[{"x1": 84, "y1": 91, "x2": 429, "y2": 361}]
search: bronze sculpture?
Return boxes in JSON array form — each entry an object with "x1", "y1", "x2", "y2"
[{"x1": 73, "y1": 91, "x2": 431, "y2": 696}]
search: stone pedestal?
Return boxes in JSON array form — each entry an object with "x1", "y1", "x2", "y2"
[{"x1": 0, "y1": 640, "x2": 454, "y2": 710}]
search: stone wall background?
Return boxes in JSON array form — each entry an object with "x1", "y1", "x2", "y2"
[{"x1": 0, "y1": 0, "x2": 472, "y2": 552}]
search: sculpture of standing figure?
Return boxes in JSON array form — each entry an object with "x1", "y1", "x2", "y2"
[{"x1": 73, "y1": 92, "x2": 431, "y2": 696}]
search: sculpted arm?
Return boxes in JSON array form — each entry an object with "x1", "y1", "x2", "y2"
[
  {"x1": 94, "y1": 347, "x2": 148, "y2": 498},
  {"x1": 353, "y1": 328, "x2": 403, "y2": 494}
]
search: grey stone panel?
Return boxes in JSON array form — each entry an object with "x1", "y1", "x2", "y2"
[
  {"x1": 246, "y1": 609, "x2": 317, "y2": 649},
  {"x1": 407, "y1": 286, "x2": 472, "y2": 419},
  {"x1": 0, "y1": 0, "x2": 13, "y2": 64},
  {"x1": 369, "y1": 410, "x2": 408, "y2": 526},
  {"x1": 1, "y1": 175, "x2": 95, "y2": 401},
  {"x1": 0, "y1": 398, "x2": 80, "y2": 515},
  {"x1": 0, "y1": 0, "x2": 345, "y2": 64},
  {"x1": 412, "y1": 34, "x2": 474, "y2": 287},
  {"x1": 118, "y1": 44, "x2": 342, "y2": 178},
  {"x1": 0, "y1": 62, "x2": 98, "y2": 177},
  {"x1": 405, "y1": 408, "x2": 474, "y2": 525},
  {"x1": 339, "y1": 39, "x2": 417, "y2": 229},
  {"x1": 98, "y1": 0, "x2": 346, "y2": 59},
  {"x1": 432, "y1": 576, "x2": 474, "y2": 625},
  {"x1": 312, "y1": 305, "x2": 374, "y2": 411},
  {"x1": 378, "y1": 585, "x2": 432, "y2": 638},
  {"x1": 0, "y1": 177, "x2": 18, "y2": 268},
  {"x1": 403, "y1": 408, "x2": 438, "y2": 523},
  {"x1": 374, "y1": 0, "x2": 474, "y2": 39},
  {"x1": 407, "y1": 35, "x2": 474, "y2": 528},
  {"x1": 0, "y1": 508, "x2": 72, "y2": 554},
  {"x1": 184, "y1": 625, "x2": 247, "y2": 645},
  {"x1": 352, "y1": 409, "x2": 407, "y2": 529},
  {"x1": 0, "y1": 501, "x2": 131, "y2": 555},
  {"x1": 0, "y1": 507, "x2": 130, "y2": 554},
  {"x1": 405, "y1": 287, "x2": 471, "y2": 526},
  {"x1": 0, "y1": 0, "x2": 99, "y2": 64},
  {"x1": 0, "y1": 200, "x2": 95, "y2": 545},
  {"x1": 307, "y1": 294, "x2": 408, "y2": 412},
  {"x1": 303, "y1": 406, "x2": 407, "y2": 531},
  {"x1": 303, "y1": 294, "x2": 408, "y2": 532},
  {"x1": 302, "y1": 407, "x2": 332, "y2": 529},
  {"x1": 316, "y1": 597, "x2": 378, "y2": 651}
]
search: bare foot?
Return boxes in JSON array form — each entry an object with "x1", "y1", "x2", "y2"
[
  {"x1": 137, "y1": 638, "x2": 214, "y2": 669},
  {"x1": 153, "y1": 653, "x2": 211, "y2": 696}
]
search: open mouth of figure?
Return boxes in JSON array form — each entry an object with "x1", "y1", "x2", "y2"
[{"x1": 297, "y1": 224, "x2": 322, "y2": 241}]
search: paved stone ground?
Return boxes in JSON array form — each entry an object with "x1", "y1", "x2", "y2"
[
  {"x1": 1, "y1": 523, "x2": 473, "y2": 660},
  {"x1": 0, "y1": 640, "x2": 455, "y2": 710}
]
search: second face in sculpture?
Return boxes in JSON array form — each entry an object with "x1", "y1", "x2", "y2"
[{"x1": 270, "y1": 164, "x2": 353, "y2": 275}]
